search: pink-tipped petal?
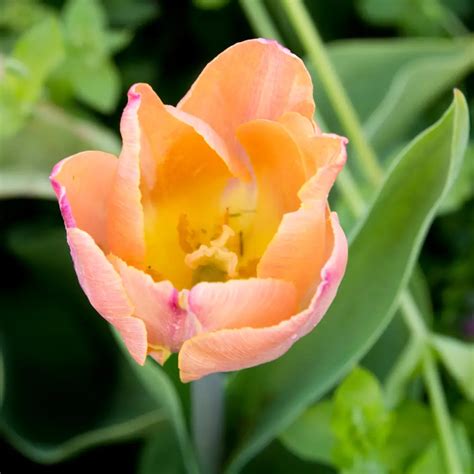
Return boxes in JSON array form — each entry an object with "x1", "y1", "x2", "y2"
[
  {"x1": 188, "y1": 278, "x2": 298, "y2": 331},
  {"x1": 298, "y1": 134, "x2": 348, "y2": 201},
  {"x1": 66, "y1": 227, "x2": 148, "y2": 364},
  {"x1": 107, "y1": 88, "x2": 146, "y2": 267},
  {"x1": 178, "y1": 212, "x2": 347, "y2": 382},
  {"x1": 257, "y1": 200, "x2": 329, "y2": 302},
  {"x1": 111, "y1": 257, "x2": 199, "y2": 353},
  {"x1": 178, "y1": 39, "x2": 314, "y2": 161},
  {"x1": 50, "y1": 151, "x2": 118, "y2": 250}
]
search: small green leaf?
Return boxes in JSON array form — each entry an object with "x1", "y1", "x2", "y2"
[
  {"x1": 331, "y1": 368, "x2": 391, "y2": 468},
  {"x1": 279, "y1": 401, "x2": 334, "y2": 465},
  {"x1": 0, "y1": 16, "x2": 64, "y2": 137},
  {"x1": 431, "y1": 335, "x2": 474, "y2": 401},
  {"x1": 63, "y1": 0, "x2": 108, "y2": 58},
  {"x1": 226, "y1": 91, "x2": 469, "y2": 473},
  {"x1": 69, "y1": 58, "x2": 121, "y2": 113}
]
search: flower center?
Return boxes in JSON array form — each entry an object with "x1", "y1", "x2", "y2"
[{"x1": 184, "y1": 225, "x2": 238, "y2": 285}]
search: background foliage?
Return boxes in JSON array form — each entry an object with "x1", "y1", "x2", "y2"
[{"x1": 0, "y1": 0, "x2": 472, "y2": 472}]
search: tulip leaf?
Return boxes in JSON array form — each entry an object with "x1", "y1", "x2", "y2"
[
  {"x1": 0, "y1": 103, "x2": 120, "y2": 199},
  {"x1": 226, "y1": 91, "x2": 469, "y2": 473},
  {"x1": 0, "y1": 217, "x2": 190, "y2": 466},
  {"x1": 431, "y1": 335, "x2": 474, "y2": 401}
]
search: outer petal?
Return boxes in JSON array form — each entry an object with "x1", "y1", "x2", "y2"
[
  {"x1": 178, "y1": 39, "x2": 314, "y2": 162},
  {"x1": 257, "y1": 200, "x2": 329, "y2": 303},
  {"x1": 50, "y1": 151, "x2": 118, "y2": 250},
  {"x1": 188, "y1": 278, "x2": 298, "y2": 331},
  {"x1": 67, "y1": 227, "x2": 147, "y2": 364},
  {"x1": 178, "y1": 213, "x2": 347, "y2": 382},
  {"x1": 111, "y1": 256, "x2": 199, "y2": 354},
  {"x1": 107, "y1": 88, "x2": 146, "y2": 267}
]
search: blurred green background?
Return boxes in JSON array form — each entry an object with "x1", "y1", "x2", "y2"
[{"x1": 0, "y1": 0, "x2": 473, "y2": 472}]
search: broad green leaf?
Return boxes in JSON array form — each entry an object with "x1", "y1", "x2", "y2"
[
  {"x1": 0, "y1": 103, "x2": 120, "y2": 199},
  {"x1": 407, "y1": 421, "x2": 472, "y2": 474},
  {"x1": 431, "y1": 335, "x2": 474, "y2": 401},
  {"x1": 69, "y1": 58, "x2": 121, "y2": 113},
  {"x1": 331, "y1": 368, "x2": 391, "y2": 469},
  {"x1": 279, "y1": 401, "x2": 334, "y2": 465},
  {"x1": 312, "y1": 38, "x2": 473, "y2": 155},
  {"x1": 226, "y1": 91, "x2": 469, "y2": 473},
  {"x1": 0, "y1": 222, "x2": 164, "y2": 462}
]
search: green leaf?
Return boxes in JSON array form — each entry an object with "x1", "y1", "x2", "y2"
[
  {"x1": 279, "y1": 401, "x2": 334, "y2": 465},
  {"x1": 0, "y1": 16, "x2": 64, "y2": 137},
  {"x1": 0, "y1": 103, "x2": 120, "y2": 199},
  {"x1": 331, "y1": 368, "x2": 391, "y2": 468},
  {"x1": 431, "y1": 335, "x2": 474, "y2": 401},
  {"x1": 226, "y1": 91, "x2": 469, "y2": 473},
  {"x1": 69, "y1": 57, "x2": 121, "y2": 113},
  {"x1": 63, "y1": 0, "x2": 108, "y2": 59}
]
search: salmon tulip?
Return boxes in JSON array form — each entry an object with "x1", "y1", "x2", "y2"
[{"x1": 50, "y1": 39, "x2": 348, "y2": 382}]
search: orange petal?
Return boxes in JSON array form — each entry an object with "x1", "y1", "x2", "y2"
[
  {"x1": 257, "y1": 200, "x2": 329, "y2": 303},
  {"x1": 111, "y1": 256, "x2": 199, "y2": 353},
  {"x1": 178, "y1": 39, "x2": 314, "y2": 162},
  {"x1": 67, "y1": 227, "x2": 147, "y2": 364},
  {"x1": 178, "y1": 213, "x2": 347, "y2": 382},
  {"x1": 50, "y1": 151, "x2": 118, "y2": 250},
  {"x1": 236, "y1": 119, "x2": 308, "y2": 266},
  {"x1": 278, "y1": 112, "x2": 347, "y2": 200},
  {"x1": 107, "y1": 87, "x2": 146, "y2": 267},
  {"x1": 188, "y1": 278, "x2": 298, "y2": 331}
]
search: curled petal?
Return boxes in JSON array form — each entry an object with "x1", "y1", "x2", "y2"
[
  {"x1": 107, "y1": 89, "x2": 146, "y2": 267},
  {"x1": 257, "y1": 200, "x2": 329, "y2": 302},
  {"x1": 188, "y1": 278, "x2": 298, "y2": 331},
  {"x1": 178, "y1": 39, "x2": 314, "y2": 162},
  {"x1": 178, "y1": 213, "x2": 347, "y2": 382},
  {"x1": 50, "y1": 151, "x2": 118, "y2": 250},
  {"x1": 111, "y1": 257, "x2": 199, "y2": 354},
  {"x1": 67, "y1": 227, "x2": 147, "y2": 364}
]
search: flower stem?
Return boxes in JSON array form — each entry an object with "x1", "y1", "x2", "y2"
[
  {"x1": 241, "y1": 3, "x2": 462, "y2": 471},
  {"x1": 280, "y1": 0, "x2": 382, "y2": 187},
  {"x1": 191, "y1": 374, "x2": 225, "y2": 474}
]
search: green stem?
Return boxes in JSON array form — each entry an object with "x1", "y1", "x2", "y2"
[
  {"x1": 242, "y1": 3, "x2": 461, "y2": 471},
  {"x1": 191, "y1": 374, "x2": 225, "y2": 474},
  {"x1": 399, "y1": 293, "x2": 463, "y2": 474},
  {"x1": 280, "y1": 0, "x2": 382, "y2": 187},
  {"x1": 239, "y1": 0, "x2": 283, "y2": 42}
]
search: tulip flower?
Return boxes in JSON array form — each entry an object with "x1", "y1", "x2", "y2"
[{"x1": 50, "y1": 39, "x2": 348, "y2": 382}]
